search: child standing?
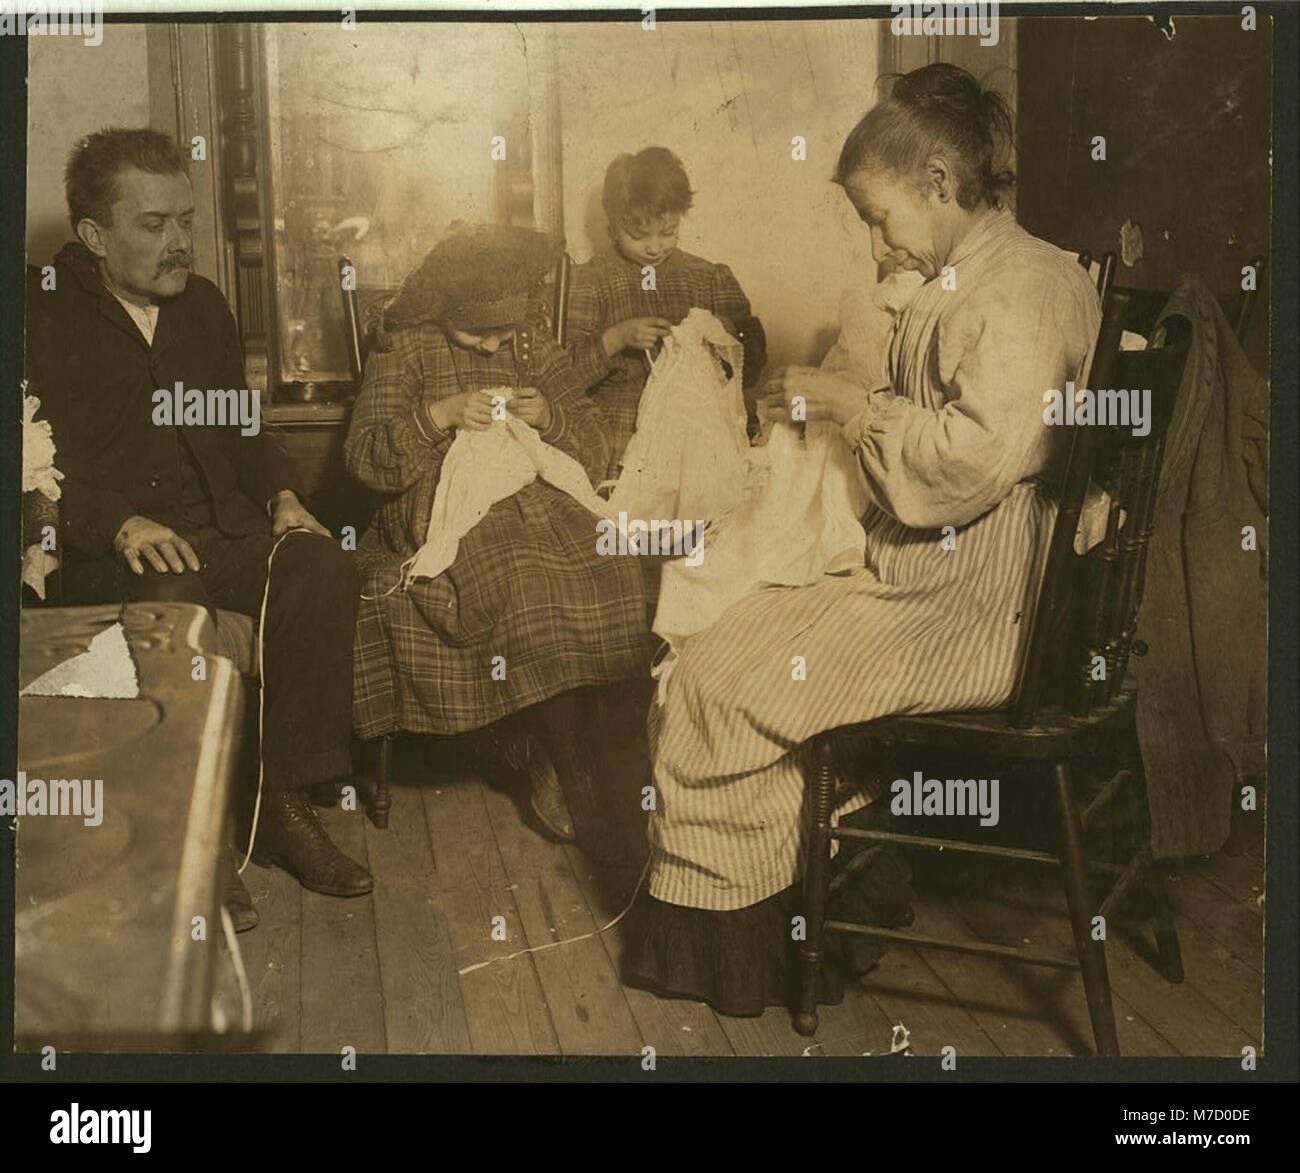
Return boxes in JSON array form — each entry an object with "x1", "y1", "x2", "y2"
[{"x1": 547, "y1": 147, "x2": 767, "y2": 481}]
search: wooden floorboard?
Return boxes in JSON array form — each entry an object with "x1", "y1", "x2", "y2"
[
  {"x1": 238, "y1": 851, "x2": 301, "y2": 1052},
  {"x1": 947, "y1": 879, "x2": 1177, "y2": 1057},
  {"x1": 1007, "y1": 873, "x2": 1256, "y2": 1056},
  {"x1": 806, "y1": 976, "x2": 903, "y2": 1057},
  {"x1": 299, "y1": 804, "x2": 387, "y2": 1055},
  {"x1": 363, "y1": 784, "x2": 472, "y2": 1054},
  {"x1": 1164, "y1": 865, "x2": 1263, "y2": 972},
  {"x1": 480, "y1": 779, "x2": 644, "y2": 1055},
  {"x1": 979, "y1": 860, "x2": 1262, "y2": 1043},
  {"x1": 899, "y1": 895, "x2": 1080, "y2": 1057},
  {"x1": 1194, "y1": 849, "x2": 1266, "y2": 908},
  {"x1": 421, "y1": 773, "x2": 560, "y2": 1055},
  {"x1": 857, "y1": 945, "x2": 1001, "y2": 1057},
  {"x1": 566, "y1": 852, "x2": 737, "y2": 1057},
  {"x1": 1131, "y1": 913, "x2": 1263, "y2": 1043},
  {"x1": 232, "y1": 762, "x2": 1267, "y2": 1058},
  {"x1": 716, "y1": 1005, "x2": 821, "y2": 1057}
]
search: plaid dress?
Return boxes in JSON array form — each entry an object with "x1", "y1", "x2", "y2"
[
  {"x1": 345, "y1": 320, "x2": 654, "y2": 739},
  {"x1": 542, "y1": 248, "x2": 766, "y2": 481}
]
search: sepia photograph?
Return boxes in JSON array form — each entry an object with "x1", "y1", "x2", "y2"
[{"x1": 2, "y1": 0, "x2": 1293, "y2": 1126}]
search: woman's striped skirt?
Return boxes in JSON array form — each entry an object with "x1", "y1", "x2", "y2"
[{"x1": 645, "y1": 480, "x2": 1058, "y2": 911}]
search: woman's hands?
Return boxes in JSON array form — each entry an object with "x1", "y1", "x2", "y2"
[
  {"x1": 602, "y1": 316, "x2": 672, "y2": 357},
  {"x1": 428, "y1": 389, "x2": 497, "y2": 433},
  {"x1": 507, "y1": 386, "x2": 554, "y2": 431},
  {"x1": 759, "y1": 366, "x2": 872, "y2": 428}
]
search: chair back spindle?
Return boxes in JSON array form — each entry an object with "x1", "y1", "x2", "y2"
[
  {"x1": 552, "y1": 253, "x2": 572, "y2": 346},
  {"x1": 1009, "y1": 284, "x2": 1191, "y2": 728}
]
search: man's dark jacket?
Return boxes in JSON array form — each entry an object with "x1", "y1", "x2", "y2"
[{"x1": 26, "y1": 241, "x2": 304, "y2": 560}]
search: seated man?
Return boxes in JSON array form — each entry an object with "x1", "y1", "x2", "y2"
[{"x1": 25, "y1": 128, "x2": 371, "y2": 927}]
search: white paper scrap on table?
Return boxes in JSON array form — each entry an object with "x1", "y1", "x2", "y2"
[{"x1": 20, "y1": 622, "x2": 141, "y2": 699}]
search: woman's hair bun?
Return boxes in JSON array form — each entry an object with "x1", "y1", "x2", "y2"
[{"x1": 836, "y1": 63, "x2": 1015, "y2": 211}]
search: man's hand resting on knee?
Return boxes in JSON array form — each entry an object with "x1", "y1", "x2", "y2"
[
  {"x1": 268, "y1": 489, "x2": 331, "y2": 539},
  {"x1": 114, "y1": 515, "x2": 201, "y2": 576}
]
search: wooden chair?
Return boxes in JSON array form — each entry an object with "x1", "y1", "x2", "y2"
[
  {"x1": 358, "y1": 251, "x2": 574, "y2": 828},
  {"x1": 793, "y1": 277, "x2": 1194, "y2": 1056}
]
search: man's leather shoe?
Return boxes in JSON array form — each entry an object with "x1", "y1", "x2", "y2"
[
  {"x1": 254, "y1": 789, "x2": 373, "y2": 897},
  {"x1": 307, "y1": 780, "x2": 341, "y2": 807},
  {"x1": 222, "y1": 843, "x2": 260, "y2": 933}
]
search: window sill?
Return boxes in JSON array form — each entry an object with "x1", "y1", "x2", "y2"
[{"x1": 264, "y1": 401, "x2": 351, "y2": 426}]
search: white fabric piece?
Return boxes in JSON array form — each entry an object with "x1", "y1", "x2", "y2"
[
  {"x1": 403, "y1": 388, "x2": 607, "y2": 585},
  {"x1": 605, "y1": 308, "x2": 751, "y2": 526},
  {"x1": 22, "y1": 394, "x2": 63, "y2": 501},
  {"x1": 652, "y1": 288, "x2": 915, "y2": 647},
  {"x1": 21, "y1": 622, "x2": 140, "y2": 699},
  {"x1": 21, "y1": 547, "x2": 59, "y2": 601},
  {"x1": 22, "y1": 394, "x2": 63, "y2": 600},
  {"x1": 654, "y1": 420, "x2": 868, "y2": 643}
]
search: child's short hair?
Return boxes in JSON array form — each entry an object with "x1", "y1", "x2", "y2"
[{"x1": 602, "y1": 147, "x2": 694, "y2": 231}]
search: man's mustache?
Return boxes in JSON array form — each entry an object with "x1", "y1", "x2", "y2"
[{"x1": 159, "y1": 255, "x2": 192, "y2": 272}]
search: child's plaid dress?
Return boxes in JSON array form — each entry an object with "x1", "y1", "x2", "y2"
[{"x1": 345, "y1": 321, "x2": 654, "y2": 738}]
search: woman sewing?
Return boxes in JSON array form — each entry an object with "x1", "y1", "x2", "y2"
[{"x1": 623, "y1": 63, "x2": 1102, "y2": 1015}]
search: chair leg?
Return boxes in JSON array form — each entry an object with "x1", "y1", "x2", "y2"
[
  {"x1": 1053, "y1": 762, "x2": 1120, "y2": 1056},
  {"x1": 369, "y1": 733, "x2": 395, "y2": 830},
  {"x1": 1146, "y1": 867, "x2": 1185, "y2": 983},
  {"x1": 794, "y1": 740, "x2": 835, "y2": 1037}
]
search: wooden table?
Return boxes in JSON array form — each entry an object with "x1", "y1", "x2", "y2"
[{"x1": 14, "y1": 602, "x2": 248, "y2": 1050}]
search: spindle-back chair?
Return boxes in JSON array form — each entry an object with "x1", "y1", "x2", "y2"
[{"x1": 793, "y1": 264, "x2": 1194, "y2": 1055}]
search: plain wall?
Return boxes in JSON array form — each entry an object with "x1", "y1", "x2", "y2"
[
  {"x1": 554, "y1": 19, "x2": 882, "y2": 368},
  {"x1": 25, "y1": 19, "x2": 1039, "y2": 374},
  {"x1": 25, "y1": 27, "x2": 152, "y2": 267},
  {"x1": 1016, "y1": 15, "x2": 1272, "y2": 373}
]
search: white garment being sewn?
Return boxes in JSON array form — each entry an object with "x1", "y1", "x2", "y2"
[
  {"x1": 401, "y1": 301, "x2": 929, "y2": 602},
  {"x1": 652, "y1": 287, "x2": 915, "y2": 648},
  {"x1": 403, "y1": 388, "x2": 607, "y2": 585},
  {"x1": 605, "y1": 308, "x2": 751, "y2": 525},
  {"x1": 654, "y1": 420, "x2": 869, "y2": 643},
  {"x1": 405, "y1": 310, "x2": 756, "y2": 587}
]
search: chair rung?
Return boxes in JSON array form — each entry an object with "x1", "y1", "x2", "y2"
[
  {"x1": 833, "y1": 826, "x2": 1060, "y2": 866},
  {"x1": 823, "y1": 920, "x2": 1081, "y2": 970}
]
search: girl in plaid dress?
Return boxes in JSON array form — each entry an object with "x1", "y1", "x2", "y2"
[
  {"x1": 345, "y1": 225, "x2": 655, "y2": 848},
  {"x1": 548, "y1": 148, "x2": 768, "y2": 481}
]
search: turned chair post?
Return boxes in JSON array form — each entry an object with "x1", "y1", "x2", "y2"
[{"x1": 794, "y1": 740, "x2": 836, "y2": 1037}]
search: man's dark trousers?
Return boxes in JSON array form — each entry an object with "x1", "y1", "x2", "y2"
[{"x1": 67, "y1": 527, "x2": 360, "y2": 794}]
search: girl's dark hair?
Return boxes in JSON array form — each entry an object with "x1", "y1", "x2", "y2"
[
  {"x1": 833, "y1": 64, "x2": 1015, "y2": 210},
  {"x1": 65, "y1": 128, "x2": 189, "y2": 231},
  {"x1": 602, "y1": 147, "x2": 694, "y2": 230}
]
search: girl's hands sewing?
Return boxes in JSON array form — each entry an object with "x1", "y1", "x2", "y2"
[
  {"x1": 759, "y1": 365, "x2": 871, "y2": 428},
  {"x1": 602, "y1": 316, "x2": 673, "y2": 356},
  {"x1": 428, "y1": 389, "x2": 497, "y2": 433},
  {"x1": 507, "y1": 385, "x2": 554, "y2": 431}
]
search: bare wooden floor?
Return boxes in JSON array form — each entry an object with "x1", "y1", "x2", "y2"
[{"x1": 230, "y1": 733, "x2": 1264, "y2": 1058}]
